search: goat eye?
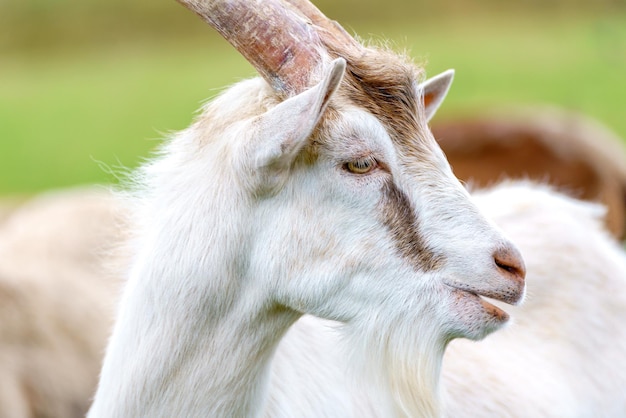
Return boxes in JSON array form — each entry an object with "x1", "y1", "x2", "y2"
[{"x1": 344, "y1": 157, "x2": 377, "y2": 174}]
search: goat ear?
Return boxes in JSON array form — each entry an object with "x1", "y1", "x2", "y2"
[
  {"x1": 253, "y1": 58, "x2": 346, "y2": 170},
  {"x1": 421, "y1": 69, "x2": 454, "y2": 122}
]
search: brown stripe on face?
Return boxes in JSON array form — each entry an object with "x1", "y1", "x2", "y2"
[{"x1": 378, "y1": 179, "x2": 444, "y2": 272}]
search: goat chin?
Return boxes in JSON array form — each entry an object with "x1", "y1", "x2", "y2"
[{"x1": 2, "y1": 179, "x2": 625, "y2": 417}]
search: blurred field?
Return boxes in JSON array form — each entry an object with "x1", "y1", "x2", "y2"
[{"x1": 1, "y1": 1, "x2": 625, "y2": 195}]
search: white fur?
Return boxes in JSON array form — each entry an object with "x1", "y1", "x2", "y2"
[{"x1": 88, "y1": 58, "x2": 523, "y2": 418}]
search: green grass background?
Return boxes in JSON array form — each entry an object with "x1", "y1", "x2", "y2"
[{"x1": 1, "y1": 1, "x2": 625, "y2": 195}]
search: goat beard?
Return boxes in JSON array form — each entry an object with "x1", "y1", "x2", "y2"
[{"x1": 342, "y1": 314, "x2": 446, "y2": 418}]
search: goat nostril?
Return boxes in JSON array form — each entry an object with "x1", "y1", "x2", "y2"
[
  {"x1": 496, "y1": 260, "x2": 519, "y2": 275},
  {"x1": 493, "y1": 246, "x2": 526, "y2": 281}
]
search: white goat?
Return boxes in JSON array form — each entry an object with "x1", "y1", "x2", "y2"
[
  {"x1": 87, "y1": 0, "x2": 525, "y2": 417},
  {"x1": 266, "y1": 181, "x2": 626, "y2": 417},
  {"x1": 0, "y1": 188, "x2": 122, "y2": 418}
]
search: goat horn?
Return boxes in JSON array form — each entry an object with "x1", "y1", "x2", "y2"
[
  {"x1": 177, "y1": 0, "x2": 349, "y2": 95},
  {"x1": 284, "y1": 0, "x2": 361, "y2": 53}
]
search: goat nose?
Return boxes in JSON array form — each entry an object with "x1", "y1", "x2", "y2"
[{"x1": 493, "y1": 244, "x2": 526, "y2": 284}]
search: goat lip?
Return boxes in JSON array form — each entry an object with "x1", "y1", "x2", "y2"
[
  {"x1": 449, "y1": 287, "x2": 511, "y2": 322},
  {"x1": 476, "y1": 295, "x2": 510, "y2": 322},
  {"x1": 443, "y1": 280, "x2": 521, "y2": 306}
]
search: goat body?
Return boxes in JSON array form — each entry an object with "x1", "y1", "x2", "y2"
[{"x1": 0, "y1": 188, "x2": 122, "y2": 418}]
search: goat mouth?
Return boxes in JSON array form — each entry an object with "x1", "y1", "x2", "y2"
[
  {"x1": 475, "y1": 293, "x2": 509, "y2": 322},
  {"x1": 448, "y1": 287, "x2": 510, "y2": 323},
  {"x1": 444, "y1": 278, "x2": 524, "y2": 306}
]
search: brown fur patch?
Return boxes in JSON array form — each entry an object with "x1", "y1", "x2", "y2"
[
  {"x1": 378, "y1": 179, "x2": 444, "y2": 271},
  {"x1": 330, "y1": 47, "x2": 424, "y2": 147},
  {"x1": 432, "y1": 117, "x2": 626, "y2": 239}
]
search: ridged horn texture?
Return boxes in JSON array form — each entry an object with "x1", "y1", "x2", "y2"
[
  {"x1": 176, "y1": 0, "x2": 362, "y2": 95},
  {"x1": 285, "y1": 0, "x2": 360, "y2": 50}
]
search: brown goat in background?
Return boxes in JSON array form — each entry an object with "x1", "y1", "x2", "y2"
[{"x1": 434, "y1": 106, "x2": 626, "y2": 239}]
